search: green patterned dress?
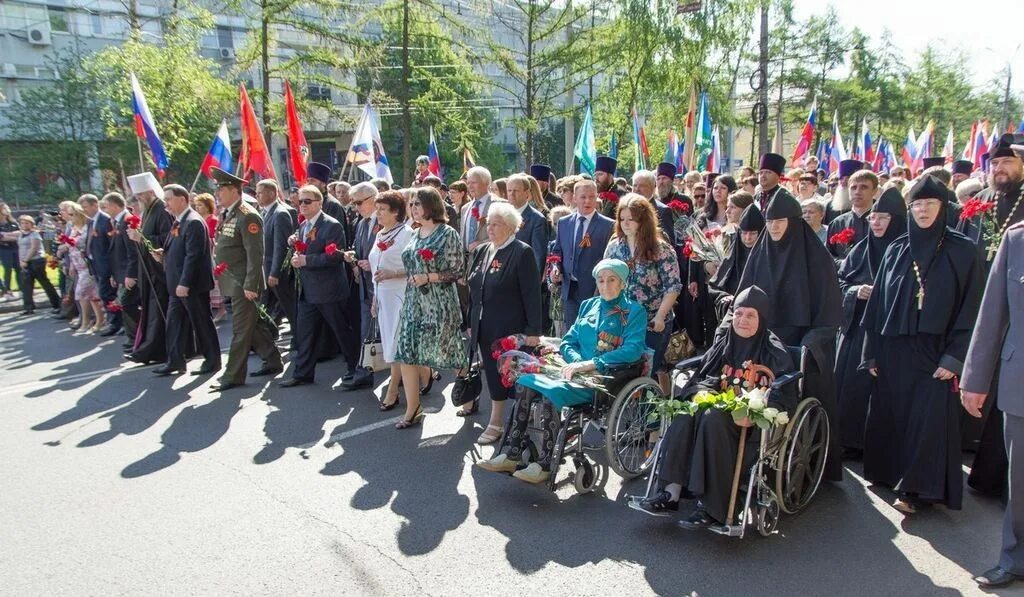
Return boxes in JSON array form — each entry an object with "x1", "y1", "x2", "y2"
[{"x1": 394, "y1": 224, "x2": 468, "y2": 369}]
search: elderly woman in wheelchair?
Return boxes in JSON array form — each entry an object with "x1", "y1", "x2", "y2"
[
  {"x1": 633, "y1": 286, "x2": 799, "y2": 529},
  {"x1": 477, "y1": 259, "x2": 649, "y2": 485}
]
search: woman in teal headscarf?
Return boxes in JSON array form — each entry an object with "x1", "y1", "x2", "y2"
[{"x1": 478, "y1": 258, "x2": 648, "y2": 484}]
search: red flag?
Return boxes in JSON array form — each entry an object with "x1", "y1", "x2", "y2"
[
  {"x1": 283, "y1": 81, "x2": 309, "y2": 185},
  {"x1": 239, "y1": 84, "x2": 277, "y2": 181}
]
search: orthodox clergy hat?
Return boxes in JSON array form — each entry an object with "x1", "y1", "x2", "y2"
[
  {"x1": 529, "y1": 164, "x2": 552, "y2": 181},
  {"x1": 210, "y1": 167, "x2": 246, "y2": 189},
  {"x1": 906, "y1": 175, "x2": 949, "y2": 203},
  {"x1": 1012, "y1": 144, "x2": 1024, "y2": 159},
  {"x1": 656, "y1": 162, "x2": 677, "y2": 179},
  {"x1": 758, "y1": 153, "x2": 786, "y2": 175},
  {"x1": 952, "y1": 160, "x2": 973, "y2": 176},
  {"x1": 596, "y1": 156, "x2": 618, "y2": 175},
  {"x1": 838, "y1": 159, "x2": 864, "y2": 179},
  {"x1": 306, "y1": 162, "x2": 332, "y2": 184},
  {"x1": 921, "y1": 157, "x2": 945, "y2": 170},
  {"x1": 127, "y1": 172, "x2": 162, "y2": 196},
  {"x1": 705, "y1": 172, "x2": 719, "y2": 187},
  {"x1": 992, "y1": 133, "x2": 1024, "y2": 160}
]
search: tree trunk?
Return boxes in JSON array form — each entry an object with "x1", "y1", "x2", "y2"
[
  {"x1": 400, "y1": 0, "x2": 412, "y2": 186},
  {"x1": 524, "y1": 0, "x2": 535, "y2": 165}
]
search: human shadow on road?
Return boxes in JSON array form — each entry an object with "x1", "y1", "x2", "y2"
[
  {"x1": 253, "y1": 390, "x2": 350, "y2": 465},
  {"x1": 320, "y1": 393, "x2": 474, "y2": 556},
  {"x1": 120, "y1": 385, "x2": 261, "y2": 478},
  {"x1": 469, "y1": 461, "x2": 961, "y2": 594}
]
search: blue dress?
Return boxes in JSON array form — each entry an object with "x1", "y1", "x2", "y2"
[{"x1": 517, "y1": 294, "x2": 648, "y2": 410}]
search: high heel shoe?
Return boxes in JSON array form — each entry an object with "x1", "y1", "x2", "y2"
[
  {"x1": 420, "y1": 369, "x2": 440, "y2": 396},
  {"x1": 395, "y1": 406, "x2": 424, "y2": 429},
  {"x1": 455, "y1": 397, "x2": 479, "y2": 417},
  {"x1": 379, "y1": 395, "x2": 400, "y2": 412}
]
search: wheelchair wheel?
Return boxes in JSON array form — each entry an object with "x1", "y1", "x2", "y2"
[
  {"x1": 756, "y1": 490, "x2": 780, "y2": 537},
  {"x1": 572, "y1": 456, "x2": 598, "y2": 494},
  {"x1": 775, "y1": 398, "x2": 830, "y2": 514},
  {"x1": 605, "y1": 377, "x2": 663, "y2": 479}
]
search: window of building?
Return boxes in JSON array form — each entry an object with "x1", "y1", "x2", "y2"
[
  {"x1": 90, "y1": 12, "x2": 102, "y2": 35},
  {"x1": 307, "y1": 83, "x2": 331, "y2": 102},
  {"x1": 48, "y1": 6, "x2": 68, "y2": 32},
  {"x1": 216, "y1": 25, "x2": 233, "y2": 49}
]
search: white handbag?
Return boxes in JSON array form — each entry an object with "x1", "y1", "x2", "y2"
[{"x1": 360, "y1": 308, "x2": 388, "y2": 372}]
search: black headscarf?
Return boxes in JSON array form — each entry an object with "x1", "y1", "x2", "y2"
[
  {"x1": 692, "y1": 285, "x2": 793, "y2": 389},
  {"x1": 737, "y1": 194, "x2": 843, "y2": 329},
  {"x1": 837, "y1": 187, "x2": 907, "y2": 286},
  {"x1": 862, "y1": 175, "x2": 981, "y2": 337},
  {"x1": 709, "y1": 205, "x2": 764, "y2": 294}
]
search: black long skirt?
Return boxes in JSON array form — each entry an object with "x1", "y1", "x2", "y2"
[
  {"x1": 834, "y1": 302, "x2": 871, "y2": 451},
  {"x1": 863, "y1": 334, "x2": 962, "y2": 509}
]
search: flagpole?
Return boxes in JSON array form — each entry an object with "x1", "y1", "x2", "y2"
[
  {"x1": 188, "y1": 169, "x2": 203, "y2": 194},
  {"x1": 136, "y1": 136, "x2": 146, "y2": 172}
]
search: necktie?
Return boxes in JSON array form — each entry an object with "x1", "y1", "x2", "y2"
[
  {"x1": 572, "y1": 214, "x2": 586, "y2": 280},
  {"x1": 467, "y1": 200, "x2": 480, "y2": 245}
]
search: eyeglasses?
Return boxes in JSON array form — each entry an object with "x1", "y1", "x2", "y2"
[
  {"x1": 410, "y1": 200, "x2": 422, "y2": 206},
  {"x1": 298, "y1": 198, "x2": 321, "y2": 205},
  {"x1": 694, "y1": 194, "x2": 706, "y2": 200}
]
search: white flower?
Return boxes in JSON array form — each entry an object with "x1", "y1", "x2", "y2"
[
  {"x1": 775, "y1": 412, "x2": 790, "y2": 426},
  {"x1": 745, "y1": 388, "x2": 767, "y2": 411},
  {"x1": 763, "y1": 407, "x2": 779, "y2": 422}
]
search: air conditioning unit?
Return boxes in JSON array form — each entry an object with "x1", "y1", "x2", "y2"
[
  {"x1": 1, "y1": 63, "x2": 16, "y2": 78},
  {"x1": 27, "y1": 24, "x2": 52, "y2": 46},
  {"x1": 218, "y1": 47, "x2": 235, "y2": 60}
]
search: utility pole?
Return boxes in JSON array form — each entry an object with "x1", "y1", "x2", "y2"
[
  {"x1": 400, "y1": 0, "x2": 412, "y2": 186},
  {"x1": 1001, "y1": 64, "x2": 1012, "y2": 135},
  {"x1": 563, "y1": 0, "x2": 575, "y2": 175},
  {"x1": 757, "y1": 1, "x2": 770, "y2": 156},
  {"x1": 775, "y1": 35, "x2": 785, "y2": 155}
]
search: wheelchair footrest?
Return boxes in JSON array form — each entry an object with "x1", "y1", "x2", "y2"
[{"x1": 708, "y1": 523, "x2": 745, "y2": 537}]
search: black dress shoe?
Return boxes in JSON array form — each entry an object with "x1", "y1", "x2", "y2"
[
  {"x1": 153, "y1": 365, "x2": 185, "y2": 376},
  {"x1": 191, "y1": 363, "x2": 221, "y2": 375},
  {"x1": 342, "y1": 371, "x2": 355, "y2": 382},
  {"x1": 99, "y1": 326, "x2": 121, "y2": 337},
  {"x1": 975, "y1": 567, "x2": 1021, "y2": 588},
  {"x1": 340, "y1": 374, "x2": 374, "y2": 391},
  {"x1": 278, "y1": 378, "x2": 310, "y2": 388},
  {"x1": 210, "y1": 381, "x2": 241, "y2": 392},
  {"x1": 678, "y1": 504, "x2": 717, "y2": 531},
  {"x1": 250, "y1": 365, "x2": 283, "y2": 377},
  {"x1": 635, "y1": 491, "x2": 680, "y2": 517},
  {"x1": 124, "y1": 354, "x2": 149, "y2": 364}
]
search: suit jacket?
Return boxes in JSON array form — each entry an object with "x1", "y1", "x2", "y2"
[
  {"x1": 962, "y1": 223, "x2": 1024, "y2": 416},
  {"x1": 515, "y1": 204, "x2": 549, "y2": 274},
  {"x1": 653, "y1": 199, "x2": 675, "y2": 246},
  {"x1": 551, "y1": 211, "x2": 614, "y2": 303},
  {"x1": 354, "y1": 214, "x2": 379, "y2": 302},
  {"x1": 296, "y1": 212, "x2": 351, "y2": 304},
  {"x1": 86, "y1": 212, "x2": 113, "y2": 274},
  {"x1": 214, "y1": 200, "x2": 265, "y2": 296},
  {"x1": 108, "y1": 212, "x2": 131, "y2": 283},
  {"x1": 467, "y1": 240, "x2": 543, "y2": 345},
  {"x1": 164, "y1": 208, "x2": 214, "y2": 294},
  {"x1": 460, "y1": 194, "x2": 492, "y2": 248},
  {"x1": 262, "y1": 201, "x2": 296, "y2": 280}
]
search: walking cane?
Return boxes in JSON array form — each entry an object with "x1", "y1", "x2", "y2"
[{"x1": 725, "y1": 426, "x2": 748, "y2": 526}]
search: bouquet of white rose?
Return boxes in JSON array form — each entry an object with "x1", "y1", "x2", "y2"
[{"x1": 649, "y1": 386, "x2": 789, "y2": 429}]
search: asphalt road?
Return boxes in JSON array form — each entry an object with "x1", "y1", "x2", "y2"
[{"x1": 0, "y1": 304, "x2": 1017, "y2": 596}]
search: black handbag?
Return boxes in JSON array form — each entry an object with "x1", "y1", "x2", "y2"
[{"x1": 451, "y1": 337, "x2": 482, "y2": 407}]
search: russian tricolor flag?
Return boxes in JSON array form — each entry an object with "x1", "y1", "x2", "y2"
[
  {"x1": 130, "y1": 73, "x2": 169, "y2": 173},
  {"x1": 828, "y1": 111, "x2": 847, "y2": 174},
  {"x1": 200, "y1": 120, "x2": 233, "y2": 179},
  {"x1": 427, "y1": 127, "x2": 441, "y2": 178},
  {"x1": 791, "y1": 97, "x2": 817, "y2": 166}
]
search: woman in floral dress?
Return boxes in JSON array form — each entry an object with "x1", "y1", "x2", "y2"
[
  {"x1": 604, "y1": 194, "x2": 682, "y2": 391},
  {"x1": 393, "y1": 187, "x2": 467, "y2": 429},
  {"x1": 65, "y1": 205, "x2": 104, "y2": 333}
]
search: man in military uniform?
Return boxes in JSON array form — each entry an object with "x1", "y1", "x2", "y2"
[{"x1": 211, "y1": 167, "x2": 282, "y2": 391}]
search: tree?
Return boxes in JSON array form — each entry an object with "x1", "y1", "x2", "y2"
[{"x1": 1, "y1": 42, "x2": 105, "y2": 199}]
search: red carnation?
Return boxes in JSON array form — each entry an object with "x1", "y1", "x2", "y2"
[
  {"x1": 704, "y1": 228, "x2": 722, "y2": 240},
  {"x1": 682, "y1": 239, "x2": 694, "y2": 259},
  {"x1": 325, "y1": 242, "x2": 338, "y2": 256},
  {"x1": 294, "y1": 240, "x2": 308, "y2": 253},
  {"x1": 492, "y1": 350, "x2": 502, "y2": 360},
  {"x1": 105, "y1": 301, "x2": 122, "y2": 313},
  {"x1": 667, "y1": 199, "x2": 691, "y2": 214},
  {"x1": 376, "y1": 240, "x2": 392, "y2": 252},
  {"x1": 959, "y1": 197, "x2": 995, "y2": 221},
  {"x1": 214, "y1": 262, "x2": 229, "y2": 277},
  {"x1": 828, "y1": 228, "x2": 856, "y2": 246},
  {"x1": 545, "y1": 254, "x2": 562, "y2": 264},
  {"x1": 470, "y1": 206, "x2": 481, "y2": 221},
  {"x1": 599, "y1": 191, "x2": 619, "y2": 205},
  {"x1": 499, "y1": 336, "x2": 518, "y2": 352},
  {"x1": 126, "y1": 214, "x2": 142, "y2": 230},
  {"x1": 417, "y1": 248, "x2": 435, "y2": 261},
  {"x1": 297, "y1": 214, "x2": 306, "y2": 225},
  {"x1": 58, "y1": 233, "x2": 76, "y2": 247}
]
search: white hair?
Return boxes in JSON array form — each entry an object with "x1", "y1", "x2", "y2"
[
  {"x1": 486, "y1": 200, "x2": 522, "y2": 231},
  {"x1": 349, "y1": 181, "x2": 378, "y2": 202},
  {"x1": 466, "y1": 166, "x2": 492, "y2": 186},
  {"x1": 631, "y1": 169, "x2": 656, "y2": 188},
  {"x1": 955, "y1": 178, "x2": 983, "y2": 202}
]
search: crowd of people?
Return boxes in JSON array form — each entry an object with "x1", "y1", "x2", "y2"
[{"x1": 6, "y1": 131, "x2": 1024, "y2": 588}]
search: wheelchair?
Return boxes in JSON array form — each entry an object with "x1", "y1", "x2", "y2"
[
  {"x1": 493, "y1": 357, "x2": 665, "y2": 494},
  {"x1": 627, "y1": 345, "x2": 830, "y2": 537}
]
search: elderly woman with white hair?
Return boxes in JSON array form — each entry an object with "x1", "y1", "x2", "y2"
[{"x1": 464, "y1": 201, "x2": 543, "y2": 443}]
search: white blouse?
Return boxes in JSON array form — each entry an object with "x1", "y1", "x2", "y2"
[{"x1": 369, "y1": 224, "x2": 414, "y2": 290}]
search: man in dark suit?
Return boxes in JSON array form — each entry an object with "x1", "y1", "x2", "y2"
[
  {"x1": 530, "y1": 164, "x2": 563, "y2": 209},
  {"x1": 963, "y1": 218, "x2": 1024, "y2": 588},
  {"x1": 152, "y1": 184, "x2": 220, "y2": 376},
  {"x1": 507, "y1": 173, "x2": 549, "y2": 273},
  {"x1": 350, "y1": 182, "x2": 380, "y2": 343},
  {"x1": 79, "y1": 194, "x2": 116, "y2": 332},
  {"x1": 549, "y1": 179, "x2": 613, "y2": 325},
  {"x1": 255, "y1": 179, "x2": 298, "y2": 343},
  {"x1": 280, "y1": 185, "x2": 361, "y2": 388},
  {"x1": 99, "y1": 193, "x2": 132, "y2": 337}
]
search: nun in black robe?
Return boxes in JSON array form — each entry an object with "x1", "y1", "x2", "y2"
[
  {"x1": 860, "y1": 175, "x2": 983, "y2": 512},
  {"x1": 634, "y1": 286, "x2": 797, "y2": 527},
  {"x1": 707, "y1": 205, "x2": 764, "y2": 320},
  {"x1": 731, "y1": 193, "x2": 845, "y2": 481},
  {"x1": 834, "y1": 188, "x2": 906, "y2": 454}
]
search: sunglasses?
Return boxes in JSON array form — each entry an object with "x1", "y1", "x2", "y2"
[
  {"x1": 298, "y1": 198, "x2": 321, "y2": 205},
  {"x1": 694, "y1": 194, "x2": 706, "y2": 200}
]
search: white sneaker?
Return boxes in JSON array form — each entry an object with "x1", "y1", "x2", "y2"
[
  {"x1": 476, "y1": 453, "x2": 520, "y2": 473},
  {"x1": 512, "y1": 462, "x2": 551, "y2": 484}
]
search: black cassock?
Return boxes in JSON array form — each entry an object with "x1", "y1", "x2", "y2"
[
  {"x1": 834, "y1": 188, "x2": 905, "y2": 451},
  {"x1": 861, "y1": 177, "x2": 983, "y2": 509},
  {"x1": 658, "y1": 286, "x2": 797, "y2": 524},
  {"x1": 127, "y1": 199, "x2": 174, "y2": 363},
  {"x1": 707, "y1": 205, "x2": 763, "y2": 320}
]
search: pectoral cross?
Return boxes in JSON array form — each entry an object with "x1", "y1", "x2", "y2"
[
  {"x1": 987, "y1": 243, "x2": 998, "y2": 262},
  {"x1": 917, "y1": 287, "x2": 924, "y2": 310}
]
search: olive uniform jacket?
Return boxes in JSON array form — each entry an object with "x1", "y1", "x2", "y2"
[{"x1": 215, "y1": 200, "x2": 265, "y2": 297}]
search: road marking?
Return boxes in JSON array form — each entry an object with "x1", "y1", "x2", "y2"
[{"x1": 324, "y1": 406, "x2": 443, "y2": 444}]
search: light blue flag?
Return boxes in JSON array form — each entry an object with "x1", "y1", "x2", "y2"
[{"x1": 574, "y1": 104, "x2": 596, "y2": 175}]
